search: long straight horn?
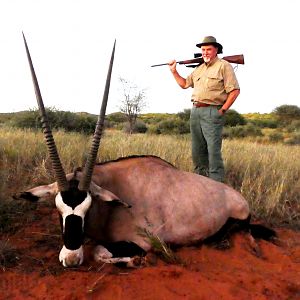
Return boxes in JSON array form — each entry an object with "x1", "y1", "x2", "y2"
[
  {"x1": 22, "y1": 33, "x2": 69, "y2": 191},
  {"x1": 78, "y1": 40, "x2": 116, "y2": 191}
]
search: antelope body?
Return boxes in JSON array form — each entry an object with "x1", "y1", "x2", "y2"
[{"x1": 17, "y1": 155, "x2": 251, "y2": 266}]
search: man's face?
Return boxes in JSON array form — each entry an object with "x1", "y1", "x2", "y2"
[{"x1": 201, "y1": 45, "x2": 218, "y2": 63}]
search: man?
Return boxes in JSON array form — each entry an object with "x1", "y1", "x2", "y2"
[{"x1": 169, "y1": 36, "x2": 240, "y2": 182}]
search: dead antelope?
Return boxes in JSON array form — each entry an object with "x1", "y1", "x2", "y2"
[{"x1": 15, "y1": 34, "x2": 276, "y2": 268}]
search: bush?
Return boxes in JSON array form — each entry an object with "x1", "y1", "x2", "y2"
[
  {"x1": 106, "y1": 112, "x2": 127, "y2": 125},
  {"x1": 224, "y1": 109, "x2": 246, "y2": 127},
  {"x1": 123, "y1": 120, "x2": 148, "y2": 134},
  {"x1": 285, "y1": 132, "x2": 300, "y2": 145},
  {"x1": 248, "y1": 118, "x2": 279, "y2": 129},
  {"x1": 134, "y1": 120, "x2": 148, "y2": 133},
  {"x1": 286, "y1": 120, "x2": 300, "y2": 133},
  {"x1": 147, "y1": 124, "x2": 161, "y2": 134},
  {"x1": 10, "y1": 109, "x2": 40, "y2": 129},
  {"x1": 273, "y1": 104, "x2": 300, "y2": 126},
  {"x1": 269, "y1": 132, "x2": 284, "y2": 143},
  {"x1": 223, "y1": 124, "x2": 263, "y2": 139},
  {"x1": 155, "y1": 118, "x2": 190, "y2": 135},
  {"x1": 10, "y1": 108, "x2": 98, "y2": 134},
  {"x1": 177, "y1": 109, "x2": 191, "y2": 121}
]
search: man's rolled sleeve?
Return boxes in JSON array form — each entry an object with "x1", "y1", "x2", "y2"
[
  {"x1": 185, "y1": 73, "x2": 194, "y2": 89},
  {"x1": 223, "y1": 63, "x2": 240, "y2": 93}
]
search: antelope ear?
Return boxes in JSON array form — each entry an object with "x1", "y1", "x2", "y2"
[
  {"x1": 13, "y1": 182, "x2": 58, "y2": 201},
  {"x1": 89, "y1": 181, "x2": 131, "y2": 208}
]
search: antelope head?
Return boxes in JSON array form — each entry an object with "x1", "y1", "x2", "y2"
[{"x1": 22, "y1": 33, "x2": 116, "y2": 267}]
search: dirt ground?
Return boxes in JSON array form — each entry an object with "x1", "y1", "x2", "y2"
[{"x1": 1, "y1": 204, "x2": 300, "y2": 300}]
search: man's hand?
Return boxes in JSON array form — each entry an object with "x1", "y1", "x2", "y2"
[
  {"x1": 168, "y1": 60, "x2": 177, "y2": 73},
  {"x1": 168, "y1": 60, "x2": 187, "y2": 88},
  {"x1": 218, "y1": 108, "x2": 227, "y2": 116}
]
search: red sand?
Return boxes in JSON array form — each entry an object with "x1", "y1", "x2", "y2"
[{"x1": 1, "y1": 205, "x2": 300, "y2": 300}]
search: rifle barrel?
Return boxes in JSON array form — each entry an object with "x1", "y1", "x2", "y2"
[
  {"x1": 151, "y1": 54, "x2": 244, "y2": 68},
  {"x1": 151, "y1": 63, "x2": 170, "y2": 67}
]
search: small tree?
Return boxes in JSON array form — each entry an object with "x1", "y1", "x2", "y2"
[
  {"x1": 119, "y1": 77, "x2": 146, "y2": 134},
  {"x1": 272, "y1": 105, "x2": 300, "y2": 125}
]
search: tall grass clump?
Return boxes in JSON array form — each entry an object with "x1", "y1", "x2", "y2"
[
  {"x1": 0, "y1": 127, "x2": 90, "y2": 194},
  {"x1": 98, "y1": 130, "x2": 192, "y2": 170},
  {"x1": 223, "y1": 140, "x2": 300, "y2": 227}
]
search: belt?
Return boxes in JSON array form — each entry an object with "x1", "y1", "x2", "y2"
[{"x1": 192, "y1": 102, "x2": 211, "y2": 108}]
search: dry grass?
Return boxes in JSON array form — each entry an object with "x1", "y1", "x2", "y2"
[
  {"x1": 1, "y1": 127, "x2": 299, "y2": 229},
  {"x1": 98, "y1": 130, "x2": 192, "y2": 169},
  {"x1": 137, "y1": 228, "x2": 181, "y2": 264},
  {"x1": 223, "y1": 140, "x2": 300, "y2": 226}
]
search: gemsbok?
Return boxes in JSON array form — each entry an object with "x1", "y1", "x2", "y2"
[{"x1": 15, "y1": 34, "x2": 276, "y2": 267}]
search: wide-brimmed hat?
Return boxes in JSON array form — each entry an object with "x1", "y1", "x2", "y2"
[{"x1": 196, "y1": 36, "x2": 223, "y2": 54}]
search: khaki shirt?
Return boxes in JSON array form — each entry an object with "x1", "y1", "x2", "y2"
[{"x1": 185, "y1": 57, "x2": 240, "y2": 105}]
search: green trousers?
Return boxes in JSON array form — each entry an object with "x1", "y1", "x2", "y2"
[{"x1": 190, "y1": 106, "x2": 225, "y2": 182}]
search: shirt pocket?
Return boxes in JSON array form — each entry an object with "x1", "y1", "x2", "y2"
[{"x1": 206, "y1": 73, "x2": 223, "y2": 91}]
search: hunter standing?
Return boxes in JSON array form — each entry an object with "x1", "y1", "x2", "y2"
[{"x1": 169, "y1": 36, "x2": 240, "y2": 182}]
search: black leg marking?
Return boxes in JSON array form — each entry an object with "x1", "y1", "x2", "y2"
[
  {"x1": 249, "y1": 223, "x2": 277, "y2": 241},
  {"x1": 203, "y1": 217, "x2": 244, "y2": 249},
  {"x1": 102, "y1": 241, "x2": 146, "y2": 258},
  {"x1": 204, "y1": 215, "x2": 277, "y2": 250},
  {"x1": 13, "y1": 192, "x2": 39, "y2": 202}
]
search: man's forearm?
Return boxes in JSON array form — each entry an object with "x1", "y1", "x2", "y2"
[
  {"x1": 222, "y1": 89, "x2": 240, "y2": 111},
  {"x1": 171, "y1": 70, "x2": 187, "y2": 89}
]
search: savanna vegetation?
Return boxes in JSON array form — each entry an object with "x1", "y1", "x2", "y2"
[
  {"x1": 0, "y1": 128, "x2": 299, "y2": 230},
  {"x1": 0, "y1": 104, "x2": 299, "y2": 240},
  {"x1": 1, "y1": 104, "x2": 300, "y2": 144}
]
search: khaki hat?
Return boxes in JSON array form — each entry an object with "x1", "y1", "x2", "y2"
[{"x1": 196, "y1": 36, "x2": 223, "y2": 54}]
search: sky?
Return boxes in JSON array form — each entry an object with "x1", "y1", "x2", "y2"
[{"x1": 0, "y1": 0, "x2": 300, "y2": 115}]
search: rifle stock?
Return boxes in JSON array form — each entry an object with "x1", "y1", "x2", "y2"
[{"x1": 151, "y1": 54, "x2": 244, "y2": 67}]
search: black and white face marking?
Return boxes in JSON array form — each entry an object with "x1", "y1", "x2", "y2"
[{"x1": 55, "y1": 179, "x2": 92, "y2": 267}]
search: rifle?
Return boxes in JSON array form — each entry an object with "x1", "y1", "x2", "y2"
[{"x1": 151, "y1": 54, "x2": 244, "y2": 68}]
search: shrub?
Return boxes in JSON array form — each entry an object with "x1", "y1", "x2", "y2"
[
  {"x1": 155, "y1": 118, "x2": 190, "y2": 135},
  {"x1": 286, "y1": 120, "x2": 300, "y2": 133},
  {"x1": 11, "y1": 108, "x2": 98, "y2": 134},
  {"x1": 140, "y1": 113, "x2": 174, "y2": 125},
  {"x1": 248, "y1": 118, "x2": 279, "y2": 129},
  {"x1": 123, "y1": 120, "x2": 148, "y2": 134},
  {"x1": 269, "y1": 132, "x2": 284, "y2": 143},
  {"x1": 177, "y1": 109, "x2": 191, "y2": 121},
  {"x1": 223, "y1": 124, "x2": 263, "y2": 139},
  {"x1": 224, "y1": 109, "x2": 246, "y2": 127},
  {"x1": 147, "y1": 124, "x2": 161, "y2": 135},
  {"x1": 10, "y1": 109, "x2": 40, "y2": 129},
  {"x1": 134, "y1": 120, "x2": 148, "y2": 133},
  {"x1": 106, "y1": 112, "x2": 127, "y2": 125},
  {"x1": 285, "y1": 132, "x2": 300, "y2": 145},
  {"x1": 273, "y1": 104, "x2": 300, "y2": 126}
]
